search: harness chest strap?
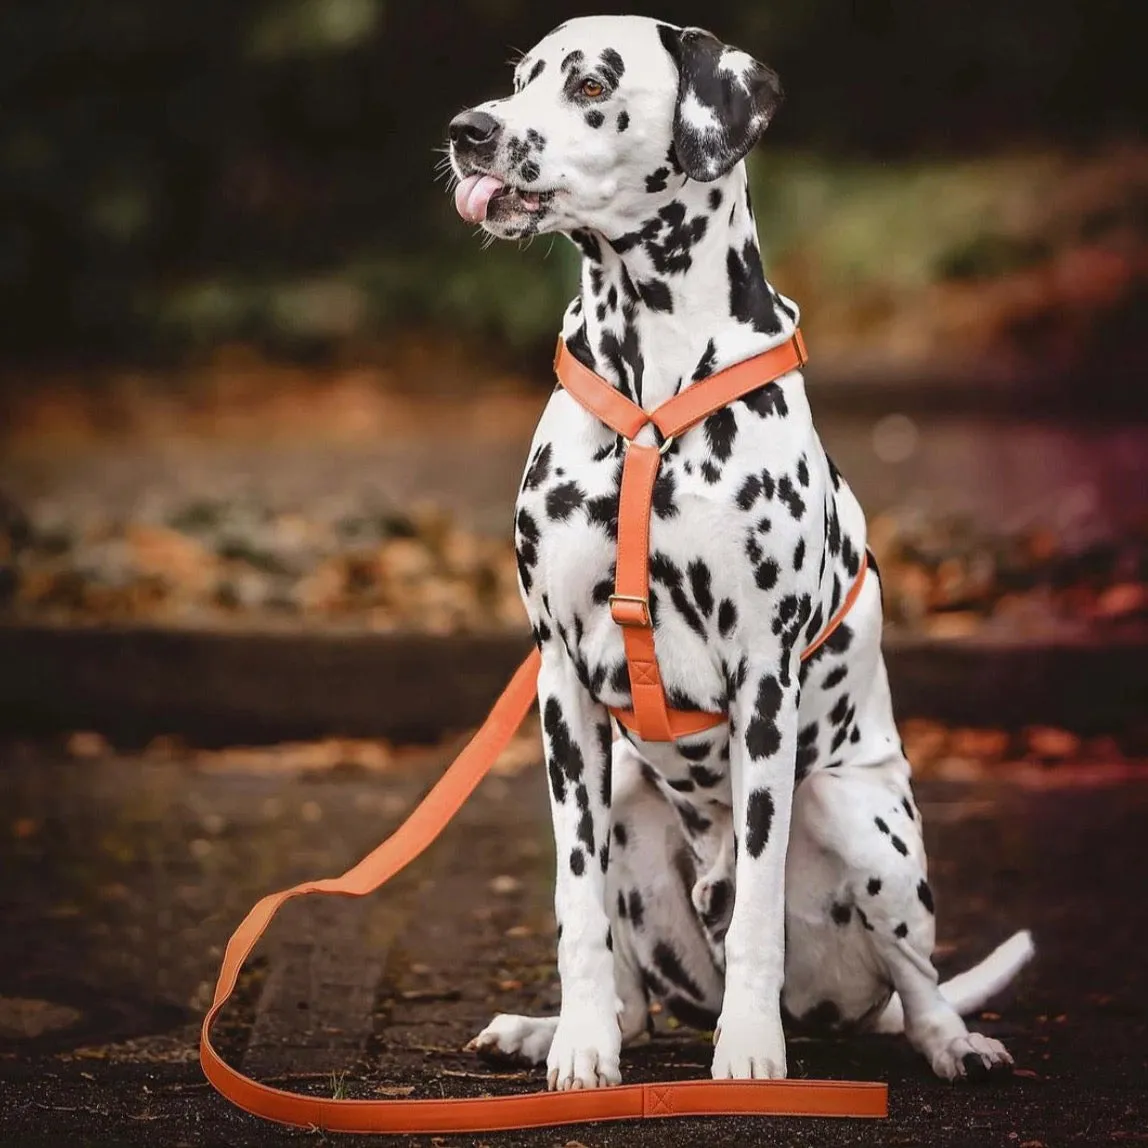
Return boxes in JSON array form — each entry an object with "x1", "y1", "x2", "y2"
[
  {"x1": 554, "y1": 331, "x2": 868, "y2": 742},
  {"x1": 201, "y1": 650, "x2": 887, "y2": 1132}
]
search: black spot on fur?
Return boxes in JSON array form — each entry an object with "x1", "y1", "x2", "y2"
[
  {"x1": 545, "y1": 480, "x2": 585, "y2": 521},
  {"x1": 867, "y1": 877, "x2": 882, "y2": 896},
  {"x1": 585, "y1": 110, "x2": 605, "y2": 129},
  {"x1": 519, "y1": 159, "x2": 540, "y2": 183},
  {"x1": 831, "y1": 902, "x2": 852, "y2": 925},
  {"x1": 754, "y1": 558, "x2": 780, "y2": 591},
  {"x1": 894, "y1": 922, "x2": 909, "y2": 939},
  {"x1": 613, "y1": 821, "x2": 628, "y2": 849},
  {"x1": 678, "y1": 740, "x2": 711, "y2": 763},
  {"x1": 742, "y1": 382, "x2": 788, "y2": 419},
  {"x1": 823, "y1": 665, "x2": 848, "y2": 689},
  {"x1": 708, "y1": 188, "x2": 723, "y2": 210},
  {"x1": 692, "y1": 339, "x2": 718, "y2": 381},
  {"x1": 677, "y1": 801, "x2": 711, "y2": 837},
  {"x1": 690, "y1": 764, "x2": 722, "y2": 787},
  {"x1": 600, "y1": 48, "x2": 625, "y2": 82},
  {"x1": 652, "y1": 469, "x2": 679, "y2": 519},
  {"x1": 561, "y1": 50, "x2": 584, "y2": 74},
  {"x1": 653, "y1": 941, "x2": 704, "y2": 999},
  {"x1": 616, "y1": 110, "x2": 630, "y2": 132},
  {"x1": 736, "y1": 474, "x2": 761, "y2": 510},
  {"x1": 528, "y1": 58, "x2": 546, "y2": 84},
  {"x1": 745, "y1": 788, "x2": 775, "y2": 857},
  {"x1": 524, "y1": 443, "x2": 552, "y2": 491},
  {"x1": 701, "y1": 879, "x2": 731, "y2": 931},
  {"x1": 628, "y1": 888, "x2": 645, "y2": 929},
  {"x1": 569, "y1": 230, "x2": 602, "y2": 262},
  {"x1": 700, "y1": 461, "x2": 722, "y2": 485},
  {"x1": 645, "y1": 167, "x2": 671, "y2": 193},
  {"x1": 856, "y1": 906, "x2": 875, "y2": 931},
  {"x1": 717, "y1": 598, "x2": 737, "y2": 637},
  {"x1": 687, "y1": 560, "x2": 715, "y2": 617},
  {"x1": 777, "y1": 475, "x2": 806, "y2": 520},
  {"x1": 569, "y1": 848, "x2": 585, "y2": 876},
  {"x1": 542, "y1": 696, "x2": 585, "y2": 808},
  {"x1": 746, "y1": 674, "x2": 783, "y2": 760},
  {"x1": 727, "y1": 239, "x2": 783, "y2": 334},
  {"x1": 637, "y1": 278, "x2": 673, "y2": 312},
  {"x1": 515, "y1": 508, "x2": 540, "y2": 593},
  {"x1": 891, "y1": 835, "x2": 909, "y2": 856},
  {"x1": 704, "y1": 408, "x2": 737, "y2": 462},
  {"x1": 875, "y1": 816, "x2": 889, "y2": 835},
  {"x1": 792, "y1": 537, "x2": 806, "y2": 571},
  {"x1": 917, "y1": 880, "x2": 935, "y2": 914},
  {"x1": 902, "y1": 796, "x2": 915, "y2": 820}
]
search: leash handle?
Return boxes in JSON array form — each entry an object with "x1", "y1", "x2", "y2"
[{"x1": 199, "y1": 648, "x2": 887, "y2": 1133}]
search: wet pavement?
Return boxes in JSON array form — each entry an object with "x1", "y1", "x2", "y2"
[{"x1": 2, "y1": 740, "x2": 1147, "y2": 1147}]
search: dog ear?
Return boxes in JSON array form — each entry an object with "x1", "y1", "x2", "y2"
[{"x1": 657, "y1": 24, "x2": 783, "y2": 182}]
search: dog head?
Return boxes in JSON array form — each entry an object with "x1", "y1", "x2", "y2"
[{"x1": 448, "y1": 15, "x2": 782, "y2": 241}]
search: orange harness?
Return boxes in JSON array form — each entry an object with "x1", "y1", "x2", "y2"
[
  {"x1": 199, "y1": 330, "x2": 885, "y2": 1133},
  {"x1": 555, "y1": 330, "x2": 868, "y2": 742}
]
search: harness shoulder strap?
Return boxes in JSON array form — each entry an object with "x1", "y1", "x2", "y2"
[{"x1": 200, "y1": 647, "x2": 887, "y2": 1132}]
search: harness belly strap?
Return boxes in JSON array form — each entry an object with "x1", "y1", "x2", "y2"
[{"x1": 555, "y1": 331, "x2": 867, "y2": 743}]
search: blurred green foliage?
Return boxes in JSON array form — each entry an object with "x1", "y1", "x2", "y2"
[{"x1": 0, "y1": 0, "x2": 1141, "y2": 363}]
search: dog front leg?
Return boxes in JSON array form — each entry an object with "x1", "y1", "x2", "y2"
[
  {"x1": 712, "y1": 653, "x2": 800, "y2": 1079},
  {"x1": 538, "y1": 649, "x2": 620, "y2": 1090}
]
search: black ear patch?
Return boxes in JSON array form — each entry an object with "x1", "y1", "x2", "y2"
[{"x1": 657, "y1": 24, "x2": 783, "y2": 182}]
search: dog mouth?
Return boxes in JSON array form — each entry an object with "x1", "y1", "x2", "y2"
[{"x1": 454, "y1": 174, "x2": 554, "y2": 224}]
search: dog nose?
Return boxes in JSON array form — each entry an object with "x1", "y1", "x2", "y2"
[{"x1": 449, "y1": 110, "x2": 502, "y2": 150}]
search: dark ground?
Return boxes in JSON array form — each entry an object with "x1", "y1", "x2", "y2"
[{"x1": 1, "y1": 742, "x2": 1146, "y2": 1147}]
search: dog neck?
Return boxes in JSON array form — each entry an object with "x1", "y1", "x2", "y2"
[{"x1": 563, "y1": 163, "x2": 793, "y2": 412}]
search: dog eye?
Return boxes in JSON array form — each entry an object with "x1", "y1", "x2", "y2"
[{"x1": 580, "y1": 78, "x2": 605, "y2": 98}]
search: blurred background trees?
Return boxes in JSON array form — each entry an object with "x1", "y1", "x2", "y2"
[
  {"x1": 2, "y1": 1, "x2": 1145, "y2": 637},
  {"x1": 1, "y1": 0, "x2": 1143, "y2": 367}
]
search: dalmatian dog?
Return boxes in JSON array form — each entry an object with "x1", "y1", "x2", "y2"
[{"x1": 448, "y1": 15, "x2": 1034, "y2": 1089}]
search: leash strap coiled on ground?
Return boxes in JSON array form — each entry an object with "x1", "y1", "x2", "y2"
[{"x1": 199, "y1": 649, "x2": 887, "y2": 1132}]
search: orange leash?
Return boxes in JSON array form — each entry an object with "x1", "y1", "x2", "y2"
[
  {"x1": 200, "y1": 650, "x2": 887, "y2": 1131},
  {"x1": 201, "y1": 332, "x2": 887, "y2": 1131}
]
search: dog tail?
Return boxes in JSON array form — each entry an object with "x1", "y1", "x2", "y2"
[{"x1": 869, "y1": 930, "x2": 1036, "y2": 1035}]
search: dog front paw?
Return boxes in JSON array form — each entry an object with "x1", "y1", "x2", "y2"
[
  {"x1": 546, "y1": 1009, "x2": 622, "y2": 1090},
  {"x1": 930, "y1": 1032, "x2": 1014, "y2": 1082},
  {"x1": 711, "y1": 1008, "x2": 787, "y2": 1079}
]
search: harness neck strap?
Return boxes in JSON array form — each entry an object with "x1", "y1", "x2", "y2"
[{"x1": 555, "y1": 333, "x2": 811, "y2": 741}]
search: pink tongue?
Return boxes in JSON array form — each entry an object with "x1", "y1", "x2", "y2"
[{"x1": 454, "y1": 174, "x2": 504, "y2": 223}]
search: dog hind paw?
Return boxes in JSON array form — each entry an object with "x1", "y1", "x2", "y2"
[
  {"x1": 930, "y1": 1032, "x2": 1014, "y2": 1082},
  {"x1": 465, "y1": 1014, "x2": 556, "y2": 1065}
]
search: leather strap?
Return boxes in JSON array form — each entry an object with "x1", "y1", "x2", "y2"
[
  {"x1": 200, "y1": 648, "x2": 888, "y2": 1131},
  {"x1": 611, "y1": 443, "x2": 675, "y2": 740},
  {"x1": 652, "y1": 329, "x2": 808, "y2": 439},
  {"x1": 804, "y1": 550, "x2": 869, "y2": 662}
]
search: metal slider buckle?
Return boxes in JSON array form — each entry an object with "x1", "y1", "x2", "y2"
[{"x1": 608, "y1": 594, "x2": 650, "y2": 627}]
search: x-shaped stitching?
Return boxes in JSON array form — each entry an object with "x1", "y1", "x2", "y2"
[
  {"x1": 648, "y1": 1086, "x2": 672, "y2": 1116},
  {"x1": 633, "y1": 663, "x2": 659, "y2": 686}
]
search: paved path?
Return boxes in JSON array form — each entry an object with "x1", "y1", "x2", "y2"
[{"x1": 1, "y1": 744, "x2": 1146, "y2": 1146}]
